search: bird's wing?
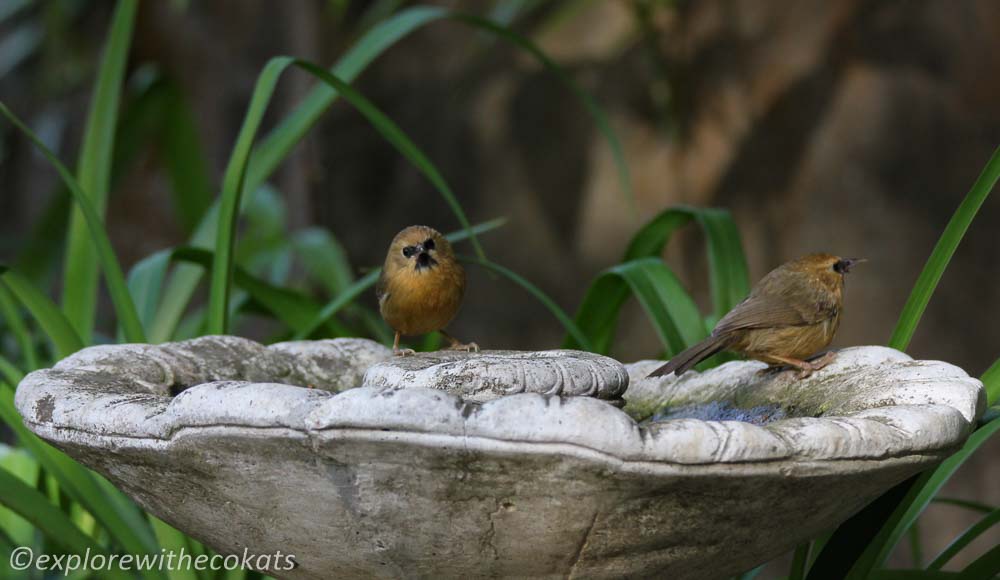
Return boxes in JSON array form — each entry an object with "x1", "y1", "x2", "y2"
[
  {"x1": 375, "y1": 270, "x2": 389, "y2": 307},
  {"x1": 714, "y1": 273, "x2": 838, "y2": 334}
]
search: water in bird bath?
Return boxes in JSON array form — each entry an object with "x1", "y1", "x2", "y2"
[{"x1": 648, "y1": 400, "x2": 787, "y2": 426}]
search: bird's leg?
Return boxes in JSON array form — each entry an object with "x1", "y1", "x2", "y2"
[
  {"x1": 440, "y1": 330, "x2": 479, "y2": 353},
  {"x1": 392, "y1": 331, "x2": 415, "y2": 357},
  {"x1": 766, "y1": 353, "x2": 835, "y2": 379},
  {"x1": 807, "y1": 351, "x2": 838, "y2": 368}
]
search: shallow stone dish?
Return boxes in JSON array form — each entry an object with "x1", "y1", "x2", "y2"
[{"x1": 15, "y1": 336, "x2": 984, "y2": 579}]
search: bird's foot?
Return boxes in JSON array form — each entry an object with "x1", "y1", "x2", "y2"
[
  {"x1": 761, "y1": 352, "x2": 837, "y2": 379},
  {"x1": 445, "y1": 341, "x2": 479, "y2": 353},
  {"x1": 440, "y1": 330, "x2": 479, "y2": 353},
  {"x1": 793, "y1": 352, "x2": 837, "y2": 379},
  {"x1": 393, "y1": 348, "x2": 416, "y2": 357}
]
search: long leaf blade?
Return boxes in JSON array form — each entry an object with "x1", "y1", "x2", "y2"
[
  {"x1": 0, "y1": 468, "x2": 131, "y2": 580},
  {"x1": 928, "y1": 506, "x2": 1000, "y2": 570},
  {"x1": 209, "y1": 57, "x2": 486, "y2": 334},
  {"x1": 623, "y1": 205, "x2": 750, "y2": 321},
  {"x1": 0, "y1": 384, "x2": 164, "y2": 577},
  {"x1": 889, "y1": 146, "x2": 1000, "y2": 350},
  {"x1": 0, "y1": 104, "x2": 146, "y2": 343},
  {"x1": 60, "y1": 0, "x2": 137, "y2": 341},
  {"x1": 460, "y1": 256, "x2": 591, "y2": 350},
  {"x1": 0, "y1": 282, "x2": 38, "y2": 370},
  {"x1": 565, "y1": 256, "x2": 707, "y2": 357},
  {"x1": 0, "y1": 269, "x2": 83, "y2": 359}
]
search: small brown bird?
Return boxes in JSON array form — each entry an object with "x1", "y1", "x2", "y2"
[
  {"x1": 377, "y1": 225, "x2": 478, "y2": 356},
  {"x1": 648, "y1": 253, "x2": 863, "y2": 379}
]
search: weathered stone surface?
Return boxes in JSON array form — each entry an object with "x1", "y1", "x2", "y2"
[
  {"x1": 14, "y1": 337, "x2": 984, "y2": 579},
  {"x1": 362, "y1": 349, "x2": 629, "y2": 403}
]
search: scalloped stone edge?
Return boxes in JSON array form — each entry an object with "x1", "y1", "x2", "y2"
[{"x1": 14, "y1": 337, "x2": 985, "y2": 466}]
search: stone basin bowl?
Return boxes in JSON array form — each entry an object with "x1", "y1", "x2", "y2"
[{"x1": 14, "y1": 336, "x2": 984, "y2": 579}]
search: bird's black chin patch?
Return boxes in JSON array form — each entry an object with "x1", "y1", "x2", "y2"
[{"x1": 414, "y1": 252, "x2": 437, "y2": 271}]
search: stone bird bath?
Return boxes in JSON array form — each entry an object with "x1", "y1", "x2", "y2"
[{"x1": 15, "y1": 336, "x2": 983, "y2": 579}]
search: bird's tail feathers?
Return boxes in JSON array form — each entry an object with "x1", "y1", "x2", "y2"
[{"x1": 647, "y1": 335, "x2": 729, "y2": 378}]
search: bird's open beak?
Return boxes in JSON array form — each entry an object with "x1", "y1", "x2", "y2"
[{"x1": 837, "y1": 257, "x2": 867, "y2": 274}]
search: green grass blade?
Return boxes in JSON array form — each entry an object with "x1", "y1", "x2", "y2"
[
  {"x1": 0, "y1": 384, "x2": 163, "y2": 576},
  {"x1": 60, "y1": 0, "x2": 137, "y2": 342},
  {"x1": 245, "y1": 6, "x2": 448, "y2": 192},
  {"x1": 443, "y1": 217, "x2": 508, "y2": 244},
  {"x1": 460, "y1": 256, "x2": 591, "y2": 350},
  {"x1": 928, "y1": 506, "x2": 1000, "y2": 570},
  {"x1": 246, "y1": 7, "x2": 629, "y2": 224},
  {"x1": 789, "y1": 542, "x2": 812, "y2": 580},
  {"x1": 0, "y1": 103, "x2": 146, "y2": 344},
  {"x1": 194, "y1": 5, "x2": 613, "y2": 337},
  {"x1": 161, "y1": 83, "x2": 213, "y2": 234},
  {"x1": 150, "y1": 516, "x2": 201, "y2": 580},
  {"x1": 127, "y1": 249, "x2": 172, "y2": 334},
  {"x1": 931, "y1": 497, "x2": 996, "y2": 514},
  {"x1": 565, "y1": 257, "x2": 705, "y2": 356},
  {"x1": 0, "y1": 355, "x2": 24, "y2": 386},
  {"x1": 806, "y1": 474, "x2": 921, "y2": 580},
  {"x1": 177, "y1": 247, "x2": 328, "y2": 335},
  {"x1": 980, "y1": 357, "x2": 1000, "y2": 406},
  {"x1": 839, "y1": 417, "x2": 1000, "y2": 578},
  {"x1": 292, "y1": 270, "x2": 381, "y2": 341},
  {"x1": 12, "y1": 192, "x2": 71, "y2": 283},
  {"x1": 607, "y1": 258, "x2": 707, "y2": 354},
  {"x1": 889, "y1": 146, "x2": 1000, "y2": 350},
  {"x1": 291, "y1": 228, "x2": 392, "y2": 341},
  {"x1": 207, "y1": 57, "x2": 293, "y2": 334},
  {"x1": 0, "y1": 468, "x2": 131, "y2": 580},
  {"x1": 0, "y1": 282, "x2": 39, "y2": 370},
  {"x1": 624, "y1": 205, "x2": 750, "y2": 321},
  {"x1": 1, "y1": 269, "x2": 84, "y2": 359},
  {"x1": 293, "y1": 60, "x2": 485, "y2": 258},
  {"x1": 957, "y1": 544, "x2": 1000, "y2": 580},
  {"x1": 0, "y1": 445, "x2": 37, "y2": 551},
  {"x1": 149, "y1": 202, "x2": 230, "y2": 343},
  {"x1": 148, "y1": 8, "x2": 448, "y2": 342},
  {"x1": 209, "y1": 57, "x2": 487, "y2": 334},
  {"x1": 811, "y1": 147, "x2": 1000, "y2": 580},
  {"x1": 291, "y1": 228, "x2": 355, "y2": 295}
]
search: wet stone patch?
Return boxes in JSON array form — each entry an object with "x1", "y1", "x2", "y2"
[{"x1": 648, "y1": 401, "x2": 787, "y2": 426}]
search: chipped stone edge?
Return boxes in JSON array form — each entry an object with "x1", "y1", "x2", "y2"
[{"x1": 14, "y1": 338, "x2": 985, "y2": 469}]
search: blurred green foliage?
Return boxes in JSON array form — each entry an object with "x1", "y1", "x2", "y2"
[{"x1": 0, "y1": 2, "x2": 998, "y2": 579}]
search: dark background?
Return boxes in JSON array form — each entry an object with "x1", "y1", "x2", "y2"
[{"x1": 1, "y1": 0, "x2": 998, "y2": 573}]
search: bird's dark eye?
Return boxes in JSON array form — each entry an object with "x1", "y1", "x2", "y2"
[
  {"x1": 833, "y1": 260, "x2": 847, "y2": 273},
  {"x1": 402, "y1": 246, "x2": 416, "y2": 258},
  {"x1": 424, "y1": 238, "x2": 435, "y2": 251}
]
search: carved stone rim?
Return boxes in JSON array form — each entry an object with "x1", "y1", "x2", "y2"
[{"x1": 14, "y1": 337, "x2": 985, "y2": 467}]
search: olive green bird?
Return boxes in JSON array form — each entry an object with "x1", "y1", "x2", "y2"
[{"x1": 648, "y1": 253, "x2": 864, "y2": 379}]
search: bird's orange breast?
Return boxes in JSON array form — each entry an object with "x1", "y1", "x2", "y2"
[{"x1": 379, "y1": 264, "x2": 465, "y2": 336}]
